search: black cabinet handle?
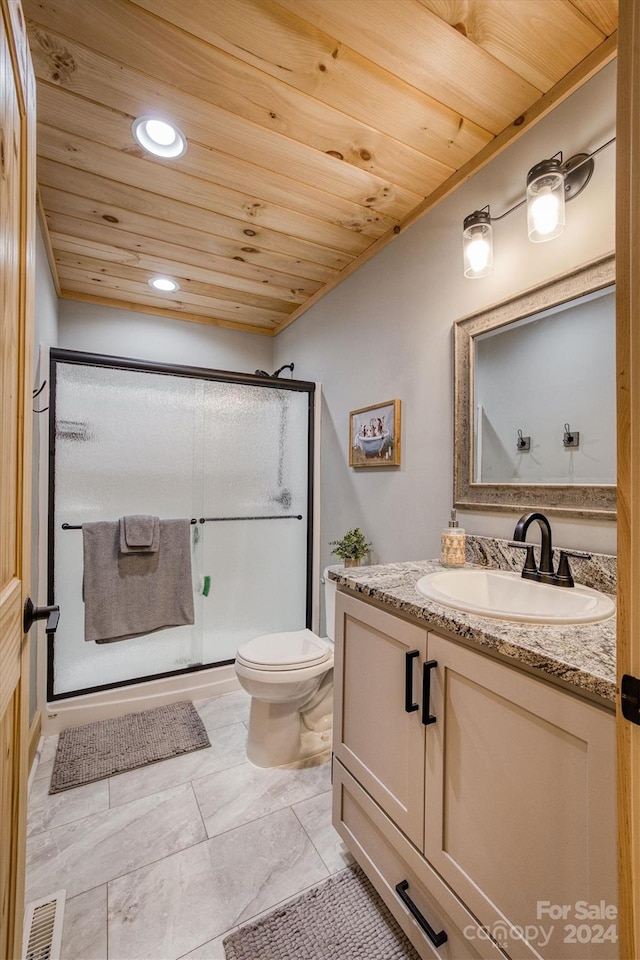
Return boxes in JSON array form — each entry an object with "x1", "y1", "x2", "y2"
[
  {"x1": 405, "y1": 650, "x2": 419, "y2": 713},
  {"x1": 23, "y1": 598, "x2": 60, "y2": 634},
  {"x1": 395, "y1": 880, "x2": 448, "y2": 948},
  {"x1": 422, "y1": 659, "x2": 437, "y2": 725}
]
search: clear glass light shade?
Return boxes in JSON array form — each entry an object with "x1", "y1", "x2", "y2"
[
  {"x1": 463, "y1": 213, "x2": 493, "y2": 279},
  {"x1": 132, "y1": 116, "x2": 187, "y2": 158},
  {"x1": 526, "y1": 159, "x2": 565, "y2": 242}
]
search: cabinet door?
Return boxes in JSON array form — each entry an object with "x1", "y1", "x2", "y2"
[
  {"x1": 425, "y1": 632, "x2": 617, "y2": 960},
  {"x1": 334, "y1": 591, "x2": 427, "y2": 847}
]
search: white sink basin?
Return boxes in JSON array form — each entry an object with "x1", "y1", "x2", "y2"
[{"x1": 415, "y1": 569, "x2": 615, "y2": 624}]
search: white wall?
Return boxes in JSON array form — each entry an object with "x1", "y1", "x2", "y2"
[
  {"x1": 58, "y1": 300, "x2": 274, "y2": 375},
  {"x1": 34, "y1": 228, "x2": 59, "y2": 349},
  {"x1": 275, "y1": 61, "x2": 617, "y2": 570},
  {"x1": 31, "y1": 224, "x2": 60, "y2": 718}
]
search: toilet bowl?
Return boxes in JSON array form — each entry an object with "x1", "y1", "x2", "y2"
[{"x1": 234, "y1": 567, "x2": 338, "y2": 768}]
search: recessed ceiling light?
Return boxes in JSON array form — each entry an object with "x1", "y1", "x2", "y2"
[
  {"x1": 149, "y1": 276, "x2": 180, "y2": 292},
  {"x1": 132, "y1": 116, "x2": 187, "y2": 159}
]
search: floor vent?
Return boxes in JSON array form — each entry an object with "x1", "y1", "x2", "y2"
[{"x1": 22, "y1": 890, "x2": 66, "y2": 960}]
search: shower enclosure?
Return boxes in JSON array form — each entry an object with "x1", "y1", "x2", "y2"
[{"x1": 47, "y1": 349, "x2": 314, "y2": 702}]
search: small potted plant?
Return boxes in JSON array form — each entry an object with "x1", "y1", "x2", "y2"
[{"x1": 329, "y1": 528, "x2": 372, "y2": 567}]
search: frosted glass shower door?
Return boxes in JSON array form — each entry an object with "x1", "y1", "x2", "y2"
[
  {"x1": 199, "y1": 381, "x2": 309, "y2": 663},
  {"x1": 50, "y1": 355, "x2": 313, "y2": 700},
  {"x1": 52, "y1": 362, "x2": 204, "y2": 697}
]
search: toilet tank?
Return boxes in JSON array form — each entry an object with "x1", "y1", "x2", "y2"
[{"x1": 323, "y1": 565, "x2": 341, "y2": 641}]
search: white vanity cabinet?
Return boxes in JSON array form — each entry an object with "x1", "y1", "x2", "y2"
[
  {"x1": 333, "y1": 589, "x2": 618, "y2": 960},
  {"x1": 332, "y1": 592, "x2": 427, "y2": 847}
]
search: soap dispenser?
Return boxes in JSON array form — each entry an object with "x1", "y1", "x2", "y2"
[{"x1": 441, "y1": 509, "x2": 466, "y2": 567}]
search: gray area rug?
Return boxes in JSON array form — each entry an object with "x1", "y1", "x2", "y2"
[
  {"x1": 223, "y1": 864, "x2": 421, "y2": 960},
  {"x1": 49, "y1": 700, "x2": 210, "y2": 793}
]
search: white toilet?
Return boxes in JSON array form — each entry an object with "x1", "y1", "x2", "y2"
[{"x1": 234, "y1": 567, "x2": 338, "y2": 768}]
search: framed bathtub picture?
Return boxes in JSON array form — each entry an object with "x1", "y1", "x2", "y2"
[{"x1": 349, "y1": 399, "x2": 401, "y2": 467}]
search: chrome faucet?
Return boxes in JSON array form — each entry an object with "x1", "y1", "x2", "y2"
[{"x1": 509, "y1": 511, "x2": 591, "y2": 588}]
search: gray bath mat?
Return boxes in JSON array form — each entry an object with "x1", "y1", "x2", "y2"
[
  {"x1": 49, "y1": 700, "x2": 210, "y2": 793},
  {"x1": 223, "y1": 864, "x2": 421, "y2": 960}
]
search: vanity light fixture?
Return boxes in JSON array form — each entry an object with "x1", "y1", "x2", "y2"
[
  {"x1": 132, "y1": 116, "x2": 187, "y2": 159},
  {"x1": 463, "y1": 207, "x2": 493, "y2": 279},
  {"x1": 526, "y1": 154, "x2": 566, "y2": 242},
  {"x1": 462, "y1": 137, "x2": 614, "y2": 277},
  {"x1": 149, "y1": 276, "x2": 180, "y2": 293}
]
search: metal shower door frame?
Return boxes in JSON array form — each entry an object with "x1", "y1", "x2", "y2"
[{"x1": 47, "y1": 348, "x2": 315, "y2": 702}]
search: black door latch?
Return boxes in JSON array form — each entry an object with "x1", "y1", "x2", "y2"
[
  {"x1": 23, "y1": 598, "x2": 60, "y2": 635},
  {"x1": 621, "y1": 674, "x2": 640, "y2": 725}
]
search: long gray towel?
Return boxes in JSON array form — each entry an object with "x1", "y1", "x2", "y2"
[
  {"x1": 82, "y1": 519, "x2": 195, "y2": 643},
  {"x1": 119, "y1": 515, "x2": 160, "y2": 553}
]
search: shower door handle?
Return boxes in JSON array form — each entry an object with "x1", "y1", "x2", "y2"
[{"x1": 23, "y1": 598, "x2": 60, "y2": 635}]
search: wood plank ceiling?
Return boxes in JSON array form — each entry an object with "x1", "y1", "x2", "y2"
[{"x1": 24, "y1": 0, "x2": 618, "y2": 337}]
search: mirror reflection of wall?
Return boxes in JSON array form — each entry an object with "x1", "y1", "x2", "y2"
[{"x1": 473, "y1": 286, "x2": 616, "y2": 484}]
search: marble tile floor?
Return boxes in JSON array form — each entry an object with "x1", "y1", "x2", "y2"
[{"x1": 25, "y1": 690, "x2": 354, "y2": 960}]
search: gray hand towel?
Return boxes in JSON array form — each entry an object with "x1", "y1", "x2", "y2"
[
  {"x1": 119, "y1": 515, "x2": 160, "y2": 553},
  {"x1": 83, "y1": 519, "x2": 195, "y2": 643}
]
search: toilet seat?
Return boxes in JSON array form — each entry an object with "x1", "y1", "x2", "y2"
[{"x1": 237, "y1": 629, "x2": 331, "y2": 671}]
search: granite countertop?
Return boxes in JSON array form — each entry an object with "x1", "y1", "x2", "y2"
[{"x1": 329, "y1": 559, "x2": 616, "y2": 703}]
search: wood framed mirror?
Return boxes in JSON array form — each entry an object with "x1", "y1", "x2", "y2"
[{"x1": 454, "y1": 253, "x2": 616, "y2": 519}]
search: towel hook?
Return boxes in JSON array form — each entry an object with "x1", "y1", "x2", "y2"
[{"x1": 563, "y1": 422, "x2": 579, "y2": 448}]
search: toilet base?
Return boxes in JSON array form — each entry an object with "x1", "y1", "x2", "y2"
[
  {"x1": 246, "y1": 698, "x2": 302, "y2": 768},
  {"x1": 245, "y1": 684, "x2": 333, "y2": 769}
]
